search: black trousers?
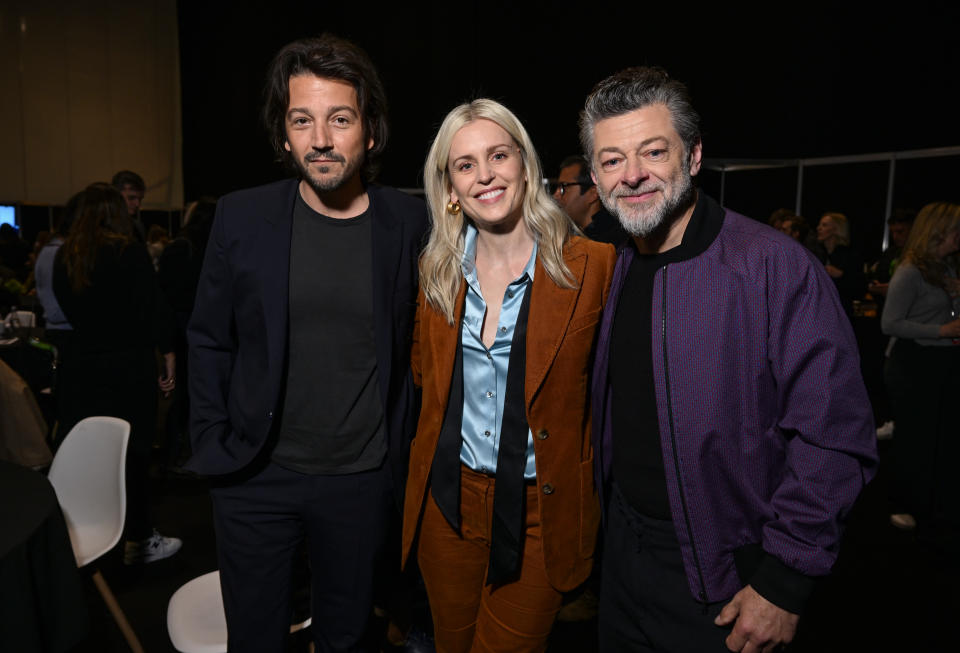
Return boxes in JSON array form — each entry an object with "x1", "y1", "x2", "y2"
[
  {"x1": 211, "y1": 460, "x2": 393, "y2": 653},
  {"x1": 599, "y1": 484, "x2": 731, "y2": 653},
  {"x1": 884, "y1": 339, "x2": 960, "y2": 527},
  {"x1": 58, "y1": 347, "x2": 156, "y2": 540}
]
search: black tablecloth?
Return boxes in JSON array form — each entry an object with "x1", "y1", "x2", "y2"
[{"x1": 0, "y1": 460, "x2": 88, "y2": 652}]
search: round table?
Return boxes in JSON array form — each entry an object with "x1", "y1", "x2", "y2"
[{"x1": 0, "y1": 460, "x2": 89, "y2": 651}]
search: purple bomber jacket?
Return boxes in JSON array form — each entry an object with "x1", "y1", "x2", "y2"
[{"x1": 592, "y1": 194, "x2": 878, "y2": 605}]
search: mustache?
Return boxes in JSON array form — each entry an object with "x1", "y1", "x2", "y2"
[
  {"x1": 304, "y1": 149, "x2": 345, "y2": 164},
  {"x1": 611, "y1": 185, "x2": 661, "y2": 198}
]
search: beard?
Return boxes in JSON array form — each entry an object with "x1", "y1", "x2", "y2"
[
  {"x1": 293, "y1": 148, "x2": 364, "y2": 195},
  {"x1": 598, "y1": 163, "x2": 696, "y2": 238}
]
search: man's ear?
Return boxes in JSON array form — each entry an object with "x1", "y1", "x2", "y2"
[{"x1": 689, "y1": 141, "x2": 703, "y2": 177}]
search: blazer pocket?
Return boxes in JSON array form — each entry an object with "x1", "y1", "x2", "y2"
[{"x1": 567, "y1": 308, "x2": 602, "y2": 336}]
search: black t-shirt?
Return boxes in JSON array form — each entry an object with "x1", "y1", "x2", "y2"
[
  {"x1": 610, "y1": 244, "x2": 673, "y2": 519},
  {"x1": 271, "y1": 192, "x2": 387, "y2": 474},
  {"x1": 609, "y1": 196, "x2": 817, "y2": 612},
  {"x1": 609, "y1": 203, "x2": 705, "y2": 519}
]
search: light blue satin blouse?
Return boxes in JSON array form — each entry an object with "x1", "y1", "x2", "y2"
[{"x1": 459, "y1": 225, "x2": 538, "y2": 479}]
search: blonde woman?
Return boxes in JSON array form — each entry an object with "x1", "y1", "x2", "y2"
[
  {"x1": 881, "y1": 202, "x2": 960, "y2": 534},
  {"x1": 401, "y1": 99, "x2": 615, "y2": 652},
  {"x1": 816, "y1": 211, "x2": 866, "y2": 316}
]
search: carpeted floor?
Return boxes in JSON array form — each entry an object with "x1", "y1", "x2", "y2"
[{"x1": 67, "y1": 438, "x2": 958, "y2": 652}]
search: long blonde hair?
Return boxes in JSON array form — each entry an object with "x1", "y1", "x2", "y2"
[
  {"x1": 902, "y1": 202, "x2": 960, "y2": 288},
  {"x1": 420, "y1": 99, "x2": 576, "y2": 323},
  {"x1": 821, "y1": 212, "x2": 850, "y2": 247}
]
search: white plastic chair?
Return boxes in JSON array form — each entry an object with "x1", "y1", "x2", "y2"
[
  {"x1": 3, "y1": 309, "x2": 36, "y2": 328},
  {"x1": 167, "y1": 570, "x2": 311, "y2": 653},
  {"x1": 47, "y1": 416, "x2": 145, "y2": 653}
]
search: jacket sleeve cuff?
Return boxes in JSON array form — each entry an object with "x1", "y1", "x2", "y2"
[{"x1": 748, "y1": 553, "x2": 816, "y2": 615}]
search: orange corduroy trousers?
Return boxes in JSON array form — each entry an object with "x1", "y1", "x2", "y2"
[{"x1": 417, "y1": 466, "x2": 564, "y2": 653}]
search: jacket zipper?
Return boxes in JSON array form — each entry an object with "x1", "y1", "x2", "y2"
[{"x1": 661, "y1": 264, "x2": 709, "y2": 605}]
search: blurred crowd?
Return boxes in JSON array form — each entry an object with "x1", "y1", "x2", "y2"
[{"x1": 1, "y1": 170, "x2": 216, "y2": 565}]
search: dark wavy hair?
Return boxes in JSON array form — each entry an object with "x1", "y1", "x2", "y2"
[
  {"x1": 262, "y1": 34, "x2": 389, "y2": 181},
  {"x1": 60, "y1": 183, "x2": 133, "y2": 290},
  {"x1": 111, "y1": 170, "x2": 145, "y2": 192}
]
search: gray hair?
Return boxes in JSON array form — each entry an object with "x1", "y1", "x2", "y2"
[{"x1": 579, "y1": 66, "x2": 701, "y2": 166}]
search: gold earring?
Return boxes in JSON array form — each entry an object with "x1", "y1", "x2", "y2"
[{"x1": 446, "y1": 200, "x2": 461, "y2": 215}]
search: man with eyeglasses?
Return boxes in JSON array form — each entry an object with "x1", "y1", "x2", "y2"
[{"x1": 553, "y1": 155, "x2": 628, "y2": 246}]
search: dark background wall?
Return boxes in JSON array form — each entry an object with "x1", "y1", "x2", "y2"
[{"x1": 174, "y1": 2, "x2": 958, "y2": 257}]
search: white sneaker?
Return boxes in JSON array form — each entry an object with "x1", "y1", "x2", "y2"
[
  {"x1": 124, "y1": 529, "x2": 182, "y2": 564},
  {"x1": 890, "y1": 513, "x2": 916, "y2": 530},
  {"x1": 876, "y1": 421, "x2": 895, "y2": 440}
]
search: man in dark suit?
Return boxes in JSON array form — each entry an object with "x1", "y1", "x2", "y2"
[{"x1": 187, "y1": 34, "x2": 428, "y2": 653}]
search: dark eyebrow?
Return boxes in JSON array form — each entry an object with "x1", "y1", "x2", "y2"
[
  {"x1": 286, "y1": 105, "x2": 359, "y2": 120},
  {"x1": 638, "y1": 136, "x2": 670, "y2": 149},
  {"x1": 596, "y1": 146, "x2": 623, "y2": 157},
  {"x1": 326, "y1": 105, "x2": 359, "y2": 118},
  {"x1": 286, "y1": 107, "x2": 313, "y2": 119},
  {"x1": 598, "y1": 136, "x2": 670, "y2": 157}
]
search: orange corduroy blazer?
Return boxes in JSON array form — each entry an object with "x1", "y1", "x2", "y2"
[{"x1": 401, "y1": 236, "x2": 616, "y2": 592}]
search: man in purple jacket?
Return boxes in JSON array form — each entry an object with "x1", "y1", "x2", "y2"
[{"x1": 580, "y1": 67, "x2": 878, "y2": 652}]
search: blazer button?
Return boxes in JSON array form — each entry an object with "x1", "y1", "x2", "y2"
[
  {"x1": 267, "y1": 411, "x2": 273, "y2": 419},
  {"x1": 542, "y1": 483, "x2": 554, "y2": 495},
  {"x1": 536, "y1": 429, "x2": 549, "y2": 440}
]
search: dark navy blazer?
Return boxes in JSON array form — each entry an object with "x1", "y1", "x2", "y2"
[{"x1": 186, "y1": 178, "x2": 428, "y2": 498}]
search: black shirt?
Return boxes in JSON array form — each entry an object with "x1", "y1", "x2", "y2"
[
  {"x1": 271, "y1": 192, "x2": 387, "y2": 474},
  {"x1": 609, "y1": 199, "x2": 708, "y2": 519}
]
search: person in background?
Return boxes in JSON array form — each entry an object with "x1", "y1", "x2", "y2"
[
  {"x1": 869, "y1": 208, "x2": 916, "y2": 298},
  {"x1": 112, "y1": 170, "x2": 147, "y2": 241},
  {"x1": 157, "y1": 197, "x2": 217, "y2": 470},
  {"x1": 0, "y1": 223, "x2": 31, "y2": 282},
  {"x1": 779, "y1": 214, "x2": 809, "y2": 244},
  {"x1": 146, "y1": 224, "x2": 170, "y2": 270},
  {"x1": 553, "y1": 155, "x2": 628, "y2": 247},
  {"x1": 22, "y1": 230, "x2": 52, "y2": 294},
  {"x1": 881, "y1": 201, "x2": 960, "y2": 537},
  {"x1": 34, "y1": 193, "x2": 81, "y2": 432},
  {"x1": 402, "y1": 99, "x2": 615, "y2": 652},
  {"x1": 53, "y1": 182, "x2": 181, "y2": 564},
  {"x1": 816, "y1": 211, "x2": 866, "y2": 319},
  {"x1": 868, "y1": 208, "x2": 916, "y2": 441},
  {"x1": 767, "y1": 207, "x2": 793, "y2": 232}
]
